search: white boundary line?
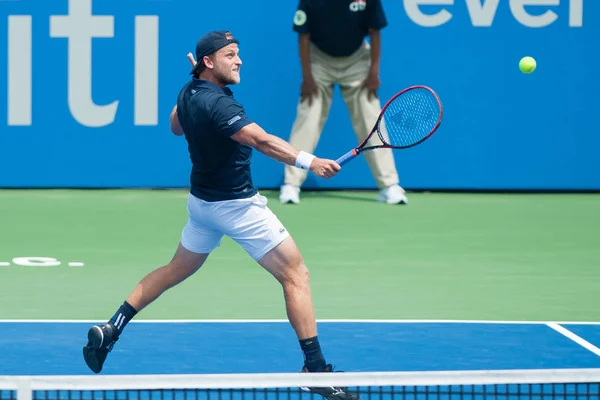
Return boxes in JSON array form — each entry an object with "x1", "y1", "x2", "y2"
[
  {"x1": 0, "y1": 319, "x2": 599, "y2": 324},
  {"x1": 547, "y1": 322, "x2": 600, "y2": 357}
]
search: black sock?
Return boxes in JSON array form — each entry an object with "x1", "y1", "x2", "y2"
[
  {"x1": 300, "y1": 336, "x2": 327, "y2": 372},
  {"x1": 109, "y1": 301, "x2": 137, "y2": 335}
]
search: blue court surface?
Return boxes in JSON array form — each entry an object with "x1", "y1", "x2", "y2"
[{"x1": 1, "y1": 321, "x2": 600, "y2": 376}]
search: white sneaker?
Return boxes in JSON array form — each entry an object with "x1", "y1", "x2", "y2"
[
  {"x1": 279, "y1": 184, "x2": 300, "y2": 204},
  {"x1": 376, "y1": 184, "x2": 408, "y2": 205}
]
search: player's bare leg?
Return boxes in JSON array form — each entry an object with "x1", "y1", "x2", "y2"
[
  {"x1": 259, "y1": 236, "x2": 317, "y2": 340},
  {"x1": 82, "y1": 243, "x2": 209, "y2": 374},
  {"x1": 126, "y1": 243, "x2": 209, "y2": 310},
  {"x1": 258, "y1": 236, "x2": 360, "y2": 400}
]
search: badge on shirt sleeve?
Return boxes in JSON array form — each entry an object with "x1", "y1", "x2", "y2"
[
  {"x1": 228, "y1": 115, "x2": 241, "y2": 126},
  {"x1": 294, "y1": 10, "x2": 307, "y2": 26}
]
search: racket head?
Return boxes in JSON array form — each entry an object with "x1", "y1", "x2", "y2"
[{"x1": 376, "y1": 85, "x2": 443, "y2": 149}]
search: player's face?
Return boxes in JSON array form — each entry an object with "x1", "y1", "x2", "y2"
[{"x1": 213, "y1": 44, "x2": 242, "y2": 85}]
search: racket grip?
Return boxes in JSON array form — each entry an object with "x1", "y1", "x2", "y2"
[{"x1": 335, "y1": 150, "x2": 358, "y2": 167}]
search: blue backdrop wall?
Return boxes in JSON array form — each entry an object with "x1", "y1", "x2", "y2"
[{"x1": 0, "y1": 0, "x2": 598, "y2": 190}]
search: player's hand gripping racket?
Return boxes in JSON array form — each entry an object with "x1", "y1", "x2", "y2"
[{"x1": 335, "y1": 85, "x2": 443, "y2": 167}]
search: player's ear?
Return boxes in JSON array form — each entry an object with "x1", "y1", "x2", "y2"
[{"x1": 203, "y1": 55, "x2": 214, "y2": 69}]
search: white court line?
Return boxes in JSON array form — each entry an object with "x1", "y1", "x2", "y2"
[
  {"x1": 547, "y1": 322, "x2": 600, "y2": 357},
  {"x1": 0, "y1": 319, "x2": 599, "y2": 325}
]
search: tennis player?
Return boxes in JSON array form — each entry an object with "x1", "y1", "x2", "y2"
[{"x1": 82, "y1": 30, "x2": 358, "y2": 400}]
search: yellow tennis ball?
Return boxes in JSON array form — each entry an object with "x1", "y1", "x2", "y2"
[{"x1": 519, "y1": 56, "x2": 536, "y2": 74}]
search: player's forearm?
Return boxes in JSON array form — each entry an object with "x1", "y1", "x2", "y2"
[
  {"x1": 170, "y1": 105, "x2": 184, "y2": 136},
  {"x1": 231, "y1": 124, "x2": 315, "y2": 169},
  {"x1": 368, "y1": 29, "x2": 381, "y2": 73},
  {"x1": 299, "y1": 34, "x2": 312, "y2": 79},
  {"x1": 254, "y1": 134, "x2": 302, "y2": 166}
]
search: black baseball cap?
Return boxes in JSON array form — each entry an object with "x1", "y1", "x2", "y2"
[{"x1": 190, "y1": 30, "x2": 240, "y2": 75}]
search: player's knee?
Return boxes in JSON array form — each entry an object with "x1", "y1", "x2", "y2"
[
  {"x1": 297, "y1": 263, "x2": 310, "y2": 285},
  {"x1": 282, "y1": 262, "x2": 310, "y2": 291}
]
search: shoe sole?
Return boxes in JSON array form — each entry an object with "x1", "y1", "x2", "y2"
[
  {"x1": 376, "y1": 196, "x2": 408, "y2": 205},
  {"x1": 279, "y1": 198, "x2": 299, "y2": 204},
  {"x1": 82, "y1": 345, "x2": 103, "y2": 374}
]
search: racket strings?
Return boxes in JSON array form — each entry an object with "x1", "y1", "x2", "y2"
[{"x1": 378, "y1": 88, "x2": 441, "y2": 148}]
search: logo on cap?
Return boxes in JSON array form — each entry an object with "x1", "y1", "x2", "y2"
[{"x1": 225, "y1": 31, "x2": 234, "y2": 41}]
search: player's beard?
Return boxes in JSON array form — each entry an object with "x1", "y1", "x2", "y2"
[{"x1": 214, "y1": 65, "x2": 240, "y2": 85}]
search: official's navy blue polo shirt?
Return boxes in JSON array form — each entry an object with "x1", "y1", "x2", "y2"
[
  {"x1": 293, "y1": 0, "x2": 387, "y2": 57},
  {"x1": 176, "y1": 78, "x2": 257, "y2": 202}
]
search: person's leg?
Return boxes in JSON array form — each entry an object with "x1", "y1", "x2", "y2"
[
  {"x1": 113, "y1": 242, "x2": 209, "y2": 321},
  {"x1": 82, "y1": 193, "x2": 222, "y2": 374},
  {"x1": 258, "y1": 236, "x2": 324, "y2": 368},
  {"x1": 280, "y1": 46, "x2": 336, "y2": 204},
  {"x1": 82, "y1": 244, "x2": 210, "y2": 373},
  {"x1": 218, "y1": 194, "x2": 358, "y2": 399},
  {"x1": 214, "y1": 194, "x2": 324, "y2": 368},
  {"x1": 280, "y1": 81, "x2": 333, "y2": 202},
  {"x1": 338, "y1": 43, "x2": 407, "y2": 204},
  {"x1": 256, "y1": 232, "x2": 360, "y2": 399}
]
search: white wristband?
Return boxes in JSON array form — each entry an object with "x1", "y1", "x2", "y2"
[{"x1": 295, "y1": 151, "x2": 316, "y2": 170}]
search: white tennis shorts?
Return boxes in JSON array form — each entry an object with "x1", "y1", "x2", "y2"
[{"x1": 180, "y1": 192, "x2": 290, "y2": 261}]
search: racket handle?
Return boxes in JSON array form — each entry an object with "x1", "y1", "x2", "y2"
[{"x1": 335, "y1": 150, "x2": 358, "y2": 167}]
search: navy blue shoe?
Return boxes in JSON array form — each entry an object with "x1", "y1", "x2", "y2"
[
  {"x1": 300, "y1": 364, "x2": 361, "y2": 400},
  {"x1": 82, "y1": 322, "x2": 118, "y2": 373}
]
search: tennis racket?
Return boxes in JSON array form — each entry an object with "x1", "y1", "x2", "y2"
[{"x1": 335, "y1": 85, "x2": 443, "y2": 167}]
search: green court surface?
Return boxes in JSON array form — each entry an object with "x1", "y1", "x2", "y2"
[{"x1": 0, "y1": 189, "x2": 598, "y2": 322}]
